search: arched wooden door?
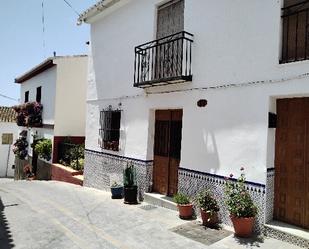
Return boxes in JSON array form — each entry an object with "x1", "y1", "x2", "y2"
[
  {"x1": 153, "y1": 109, "x2": 182, "y2": 196},
  {"x1": 274, "y1": 98, "x2": 309, "y2": 229}
]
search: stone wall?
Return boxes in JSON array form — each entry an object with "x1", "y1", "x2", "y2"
[{"x1": 14, "y1": 157, "x2": 28, "y2": 180}]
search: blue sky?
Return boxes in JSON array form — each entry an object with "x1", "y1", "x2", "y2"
[{"x1": 0, "y1": 0, "x2": 97, "y2": 106}]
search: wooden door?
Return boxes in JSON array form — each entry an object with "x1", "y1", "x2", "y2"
[
  {"x1": 153, "y1": 110, "x2": 182, "y2": 196},
  {"x1": 274, "y1": 98, "x2": 309, "y2": 229}
]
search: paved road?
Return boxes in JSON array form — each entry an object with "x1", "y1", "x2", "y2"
[{"x1": 0, "y1": 179, "x2": 301, "y2": 249}]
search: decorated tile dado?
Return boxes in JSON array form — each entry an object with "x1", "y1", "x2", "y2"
[
  {"x1": 84, "y1": 149, "x2": 153, "y2": 200},
  {"x1": 178, "y1": 168, "x2": 266, "y2": 233}
]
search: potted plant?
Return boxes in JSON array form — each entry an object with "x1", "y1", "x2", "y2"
[
  {"x1": 110, "y1": 181, "x2": 124, "y2": 199},
  {"x1": 34, "y1": 138, "x2": 52, "y2": 161},
  {"x1": 123, "y1": 163, "x2": 138, "y2": 204},
  {"x1": 23, "y1": 164, "x2": 35, "y2": 180},
  {"x1": 224, "y1": 167, "x2": 258, "y2": 237},
  {"x1": 195, "y1": 189, "x2": 219, "y2": 227},
  {"x1": 173, "y1": 193, "x2": 193, "y2": 219}
]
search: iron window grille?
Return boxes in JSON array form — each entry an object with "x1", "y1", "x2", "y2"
[
  {"x1": 281, "y1": 0, "x2": 309, "y2": 63},
  {"x1": 99, "y1": 108, "x2": 121, "y2": 151}
]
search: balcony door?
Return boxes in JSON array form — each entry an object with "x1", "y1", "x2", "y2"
[
  {"x1": 156, "y1": 0, "x2": 184, "y2": 39},
  {"x1": 154, "y1": 0, "x2": 184, "y2": 80}
]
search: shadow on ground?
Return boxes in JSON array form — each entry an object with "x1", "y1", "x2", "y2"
[
  {"x1": 234, "y1": 235, "x2": 265, "y2": 248},
  {"x1": 0, "y1": 197, "x2": 15, "y2": 248}
]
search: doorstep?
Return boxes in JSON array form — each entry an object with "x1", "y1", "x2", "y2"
[
  {"x1": 264, "y1": 220, "x2": 309, "y2": 248},
  {"x1": 143, "y1": 192, "x2": 178, "y2": 211}
]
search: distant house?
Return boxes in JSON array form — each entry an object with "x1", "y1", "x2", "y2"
[
  {"x1": 13, "y1": 55, "x2": 88, "y2": 179},
  {"x1": 78, "y1": 0, "x2": 309, "y2": 244},
  {"x1": 0, "y1": 107, "x2": 17, "y2": 177}
]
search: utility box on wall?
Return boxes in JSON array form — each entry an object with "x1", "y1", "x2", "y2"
[{"x1": 2, "y1": 133, "x2": 13, "y2": 145}]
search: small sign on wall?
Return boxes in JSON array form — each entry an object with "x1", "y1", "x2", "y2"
[{"x1": 2, "y1": 133, "x2": 13, "y2": 145}]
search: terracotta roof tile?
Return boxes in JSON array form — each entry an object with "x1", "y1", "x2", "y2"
[{"x1": 0, "y1": 106, "x2": 16, "y2": 123}]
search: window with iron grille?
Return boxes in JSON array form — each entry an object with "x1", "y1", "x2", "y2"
[
  {"x1": 281, "y1": 0, "x2": 309, "y2": 63},
  {"x1": 99, "y1": 109, "x2": 121, "y2": 151}
]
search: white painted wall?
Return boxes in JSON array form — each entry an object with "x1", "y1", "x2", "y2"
[
  {"x1": 53, "y1": 56, "x2": 88, "y2": 136},
  {"x1": 86, "y1": 0, "x2": 309, "y2": 184},
  {"x1": 0, "y1": 122, "x2": 18, "y2": 177},
  {"x1": 20, "y1": 67, "x2": 57, "y2": 125},
  {"x1": 26, "y1": 128, "x2": 54, "y2": 162}
]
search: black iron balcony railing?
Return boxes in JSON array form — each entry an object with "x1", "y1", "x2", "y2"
[
  {"x1": 281, "y1": 0, "x2": 309, "y2": 63},
  {"x1": 134, "y1": 31, "x2": 193, "y2": 88}
]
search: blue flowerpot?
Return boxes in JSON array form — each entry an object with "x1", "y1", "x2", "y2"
[{"x1": 111, "y1": 186, "x2": 123, "y2": 199}]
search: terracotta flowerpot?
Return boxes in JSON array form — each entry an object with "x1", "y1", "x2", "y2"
[
  {"x1": 230, "y1": 215, "x2": 255, "y2": 238},
  {"x1": 177, "y1": 204, "x2": 193, "y2": 219},
  {"x1": 200, "y1": 209, "x2": 219, "y2": 227}
]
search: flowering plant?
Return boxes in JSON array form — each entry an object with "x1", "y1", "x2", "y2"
[
  {"x1": 195, "y1": 189, "x2": 219, "y2": 214},
  {"x1": 224, "y1": 168, "x2": 257, "y2": 218},
  {"x1": 13, "y1": 136, "x2": 28, "y2": 160},
  {"x1": 13, "y1": 102, "x2": 43, "y2": 127},
  {"x1": 23, "y1": 164, "x2": 34, "y2": 179}
]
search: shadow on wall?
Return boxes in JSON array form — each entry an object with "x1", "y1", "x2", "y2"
[
  {"x1": 202, "y1": 130, "x2": 220, "y2": 173},
  {"x1": 0, "y1": 197, "x2": 15, "y2": 248}
]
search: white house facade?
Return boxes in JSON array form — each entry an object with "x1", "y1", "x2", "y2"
[
  {"x1": 79, "y1": 0, "x2": 309, "y2": 245},
  {"x1": 14, "y1": 55, "x2": 88, "y2": 176},
  {"x1": 0, "y1": 107, "x2": 18, "y2": 178}
]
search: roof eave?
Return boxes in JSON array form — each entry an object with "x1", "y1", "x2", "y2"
[
  {"x1": 78, "y1": 0, "x2": 121, "y2": 24},
  {"x1": 14, "y1": 58, "x2": 55, "y2": 84}
]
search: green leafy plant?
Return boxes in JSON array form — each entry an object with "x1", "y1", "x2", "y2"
[
  {"x1": 34, "y1": 138, "x2": 52, "y2": 161},
  {"x1": 123, "y1": 163, "x2": 136, "y2": 187},
  {"x1": 224, "y1": 168, "x2": 258, "y2": 218},
  {"x1": 195, "y1": 189, "x2": 219, "y2": 214},
  {"x1": 173, "y1": 193, "x2": 190, "y2": 205},
  {"x1": 70, "y1": 158, "x2": 84, "y2": 171}
]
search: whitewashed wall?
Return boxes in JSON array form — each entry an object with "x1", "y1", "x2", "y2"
[
  {"x1": 0, "y1": 122, "x2": 18, "y2": 177},
  {"x1": 27, "y1": 128, "x2": 54, "y2": 162},
  {"x1": 53, "y1": 56, "x2": 88, "y2": 136},
  {"x1": 86, "y1": 0, "x2": 309, "y2": 184},
  {"x1": 20, "y1": 67, "x2": 57, "y2": 125}
]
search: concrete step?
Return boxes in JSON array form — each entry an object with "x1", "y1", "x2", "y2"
[
  {"x1": 143, "y1": 192, "x2": 178, "y2": 211},
  {"x1": 264, "y1": 221, "x2": 309, "y2": 248}
]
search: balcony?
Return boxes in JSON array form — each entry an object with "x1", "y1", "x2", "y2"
[{"x1": 134, "y1": 31, "x2": 193, "y2": 88}]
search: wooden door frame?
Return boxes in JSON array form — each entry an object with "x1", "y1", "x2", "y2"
[
  {"x1": 274, "y1": 97, "x2": 309, "y2": 229},
  {"x1": 152, "y1": 109, "x2": 183, "y2": 196}
]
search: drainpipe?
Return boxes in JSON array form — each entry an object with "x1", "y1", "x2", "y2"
[{"x1": 5, "y1": 145, "x2": 11, "y2": 177}]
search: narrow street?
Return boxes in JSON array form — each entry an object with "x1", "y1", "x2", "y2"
[{"x1": 0, "y1": 179, "x2": 301, "y2": 249}]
